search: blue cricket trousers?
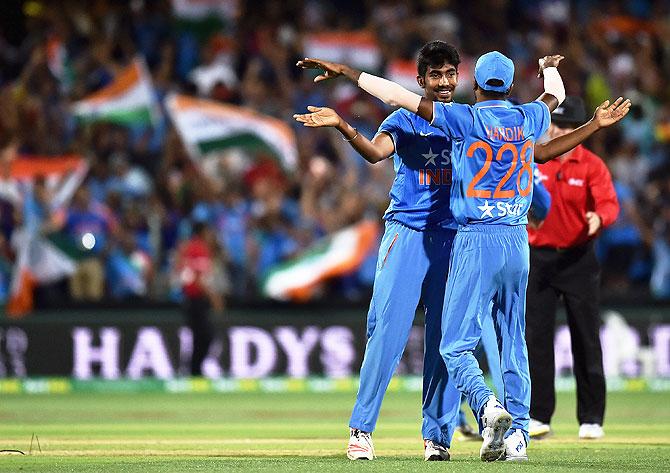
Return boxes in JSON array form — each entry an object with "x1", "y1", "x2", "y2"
[
  {"x1": 439, "y1": 224, "x2": 531, "y2": 438},
  {"x1": 349, "y1": 220, "x2": 460, "y2": 446}
]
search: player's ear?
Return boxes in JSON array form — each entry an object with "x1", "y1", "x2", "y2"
[
  {"x1": 417, "y1": 75, "x2": 425, "y2": 89},
  {"x1": 506, "y1": 83, "x2": 514, "y2": 96}
]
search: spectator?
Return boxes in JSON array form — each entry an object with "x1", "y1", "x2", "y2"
[
  {"x1": 0, "y1": 0, "x2": 667, "y2": 306},
  {"x1": 106, "y1": 228, "x2": 152, "y2": 300},
  {"x1": 63, "y1": 185, "x2": 116, "y2": 301}
]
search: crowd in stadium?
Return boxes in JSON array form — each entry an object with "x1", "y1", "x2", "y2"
[{"x1": 0, "y1": 0, "x2": 668, "y2": 307}]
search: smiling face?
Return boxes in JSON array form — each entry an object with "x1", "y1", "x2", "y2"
[{"x1": 418, "y1": 63, "x2": 458, "y2": 103}]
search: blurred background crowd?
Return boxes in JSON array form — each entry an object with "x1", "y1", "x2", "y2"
[{"x1": 0, "y1": 0, "x2": 668, "y2": 310}]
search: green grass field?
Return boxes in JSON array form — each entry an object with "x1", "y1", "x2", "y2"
[{"x1": 0, "y1": 389, "x2": 668, "y2": 472}]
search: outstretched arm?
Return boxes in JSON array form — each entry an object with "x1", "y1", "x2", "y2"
[
  {"x1": 293, "y1": 106, "x2": 394, "y2": 163},
  {"x1": 297, "y1": 58, "x2": 435, "y2": 122},
  {"x1": 536, "y1": 55, "x2": 566, "y2": 112},
  {"x1": 534, "y1": 97, "x2": 631, "y2": 163}
]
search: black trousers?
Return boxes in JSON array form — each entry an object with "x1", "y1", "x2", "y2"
[
  {"x1": 184, "y1": 295, "x2": 214, "y2": 376},
  {"x1": 525, "y1": 242, "x2": 606, "y2": 425}
]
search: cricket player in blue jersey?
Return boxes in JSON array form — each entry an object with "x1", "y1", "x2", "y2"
[
  {"x1": 296, "y1": 49, "x2": 632, "y2": 459},
  {"x1": 296, "y1": 41, "x2": 477, "y2": 462}
]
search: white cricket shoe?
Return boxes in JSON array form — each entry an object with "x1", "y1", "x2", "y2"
[
  {"x1": 504, "y1": 429, "x2": 528, "y2": 462},
  {"x1": 347, "y1": 428, "x2": 375, "y2": 460},
  {"x1": 529, "y1": 418, "x2": 552, "y2": 439},
  {"x1": 479, "y1": 395, "x2": 513, "y2": 462},
  {"x1": 424, "y1": 439, "x2": 450, "y2": 461},
  {"x1": 579, "y1": 423, "x2": 604, "y2": 440}
]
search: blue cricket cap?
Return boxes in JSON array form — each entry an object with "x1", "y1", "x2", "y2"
[{"x1": 474, "y1": 51, "x2": 514, "y2": 93}]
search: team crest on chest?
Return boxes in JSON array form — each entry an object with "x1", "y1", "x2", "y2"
[
  {"x1": 422, "y1": 148, "x2": 438, "y2": 166},
  {"x1": 418, "y1": 145, "x2": 451, "y2": 186}
]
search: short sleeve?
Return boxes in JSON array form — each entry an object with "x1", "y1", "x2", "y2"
[
  {"x1": 430, "y1": 102, "x2": 472, "y2": 139},
  {"x1": 377, "y1": 110, "x2": 409, "y2": 152},
  {"x1": 522, "y1": 100, "x2": 552, "y2": 138}
]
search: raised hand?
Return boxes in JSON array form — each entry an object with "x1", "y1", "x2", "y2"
[
  {"x1": 296, "y1": 58, "x2": 360, "y2": 83},
  {"x1": 592, "y1": 97, "x2": 632, "y2": 129},
  {"x1": 537, "y1": 55, "x2": 565, "y2": 77},
  {"x1": 293, "y1": 106, "x2": 342, "y2": 128}
]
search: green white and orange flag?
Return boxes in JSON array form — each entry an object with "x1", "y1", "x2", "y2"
[
  {"x1": 303, "y1": 31, "x2": 382, "y2": 72},
  {"x1": 46, "y1": 35, "x2": 73, "y2": 92},
  {"x1": 72, "y1": 57, "x2": 159, "y2": 127},
  {"x1": 165, "y1": 93, "x2": 298, "y2": 172},
  {"x1": 171, "y1": 0, "x2": 238, "y2": 24},
  {"x1": 262, "y1": 220, "x2": 380, "y2": 302},
  {"x1": 5, "y1": 155, "x2": 89, "y2": 317}
]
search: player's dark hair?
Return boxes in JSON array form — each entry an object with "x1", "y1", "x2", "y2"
[
  {"x1": 480, "y1": 89, "x2": 508, "y2": 99},
  {"x1": 475, "y1": 81, "x2": 510, "y2": 100},
  {"x1": 417, "y1": 41, "x2": 460, "y2": 77}
]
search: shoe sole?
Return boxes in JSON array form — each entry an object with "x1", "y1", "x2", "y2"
[
  {"x1": 347, "y1": 448, "x2": 374, "y2": 461},
  {"x1": 425, "y1": 453, "x2": 450, "y2": 461},
  {"x1": 530, "y1": 429, "x2": 553, "y2": 440},
  {"x1": 505, "y1": 455, "x2": 529, "y2": 462},
  {"x1": 480, "y1": 411, "x2": 513, "y2": 462},
  {"x1": 347, "y1": 453, "x2": 373, "y2": 460}
]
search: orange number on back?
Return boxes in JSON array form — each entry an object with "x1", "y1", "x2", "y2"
[
  {"x1": 466, "y1": 141, "x2": 493, "y2": 198},
  {"x1": 493, "y1": 143, "x2": 518, "y2": 199},
  {"x1": 466, "y1": 140, "x2": 533, "y2": 198},
  {"x1": 517, "y1": 141, "x2": 534, "y2": 197}
]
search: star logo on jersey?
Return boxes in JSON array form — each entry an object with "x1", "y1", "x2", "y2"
[
  {"x1": 422, "y1": 148, "x2": 438, "y2": 166},
  {"x1": 477, "y1": 200, "x2": 495, "y2": 218}
]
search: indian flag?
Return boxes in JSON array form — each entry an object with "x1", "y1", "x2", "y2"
[
  {"x1": 72, "y1": 57, "x2": 159, "y2": 127},
  {"x1": 171, "y1": 0, "x2": 238, "y2": 37},
  {"x1": 172, "y1": 0, "x2": 238, "y2": 21},
  {"x1": 303, "y1": 31, "x2": 382, "y2": 72},
  {"x1": 46, "y1": 35, "x2": 73, "y2": 92},
  {"x1": 6, "y1": 156, "x2": 89, "y2": 317},
  {"x1": 166, "y1": 93, "x2": 297, "y2": 172},
  {"x1": 262, "y1": 220, "x2": 380, "y2": 302}
]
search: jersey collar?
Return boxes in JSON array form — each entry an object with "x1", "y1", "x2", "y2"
[{"x1": 474, "y1": 100, "x2": 510, "y2": 108}]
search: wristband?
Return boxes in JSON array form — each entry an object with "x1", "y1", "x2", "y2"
[
  {"x1": 343, "y1": 129, "x2": 359, "y2": 142},
  {"x1": 543, "y1": 67, "x2": 565, "y2": 105}
]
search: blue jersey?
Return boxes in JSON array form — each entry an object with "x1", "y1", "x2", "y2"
[
  {"x1": 432, "y1": 100, "x2": 551, "y2": 226},
  {"x1": 378, "y1": 109, "x2": 456, "y2": 231}
]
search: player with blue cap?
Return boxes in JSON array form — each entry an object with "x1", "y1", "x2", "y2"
[
  {"x1": 296, "y1": 49, "x2": 631, "y2": 461},
  {"x1": 294, "y1": 41, "x2": 566, "y2": 463},
  {"x1": 474, "y1": 51, "x2": 515, "y2": 93}
]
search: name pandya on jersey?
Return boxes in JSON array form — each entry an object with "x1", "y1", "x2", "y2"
[{"x1": 485, "y1": 126, "x2": 525, "y2": 142}]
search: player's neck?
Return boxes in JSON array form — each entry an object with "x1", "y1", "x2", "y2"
[
  {"x1": 476, "y1": 96, "x2": 506, "y2": 103},
  {"x1": 475, "y1": 90, "x2": 507, "y2": 103}
]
